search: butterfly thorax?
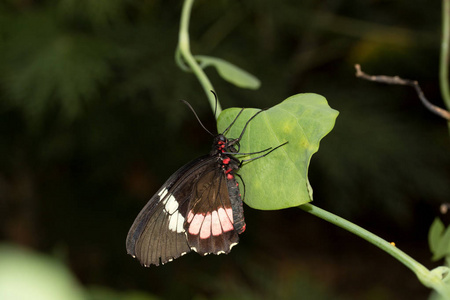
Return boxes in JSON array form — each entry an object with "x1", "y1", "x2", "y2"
[
  {"x1": 211, "y1": 134, "x2": 240, "y2": 169},
  {"x1": 213, "y1": 133, "x2": 242, "y2": 153}
]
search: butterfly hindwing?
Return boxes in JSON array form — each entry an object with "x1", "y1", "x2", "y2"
[{"x1": 185, "y1": 167, "x2": 241, "y2": 255}]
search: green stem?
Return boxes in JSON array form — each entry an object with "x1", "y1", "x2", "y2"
[
  {"x1": 299, "y1": 204, "x2": 449, "y2": 297},
  {"x1": 177, "y1": 0, "x2": 222, "y2": 118},
  {"x1": 440, "y1": 0, "x2": 450, "y2": 111},
  {"x1": 442, "y1": 0, "x2": 450, "y2": 133}
]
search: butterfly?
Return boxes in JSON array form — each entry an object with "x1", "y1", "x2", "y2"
[{"x1": 126, "y1": 103, "x2": 286, "y2": 266}]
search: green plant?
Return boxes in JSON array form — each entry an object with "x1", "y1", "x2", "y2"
[{"x1": 175, "y1": 0, "x2": 450, "y2": 298}]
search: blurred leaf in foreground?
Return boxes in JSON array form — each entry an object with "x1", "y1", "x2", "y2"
[
  {"x1": 429, "y1": 218, "x2": 450, "y2": 263},
  {"x1": 0, "y1": 244, "x2": 85, "y2": 300}
]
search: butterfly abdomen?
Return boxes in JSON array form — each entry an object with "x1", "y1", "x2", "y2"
[{"x1": 222, "y1": 155, "x2": 246, "y2": 234}]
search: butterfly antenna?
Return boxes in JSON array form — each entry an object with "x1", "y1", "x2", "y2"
[
  {"x1": 222, "y1": 108, "x2": 245, "y2": 134},
  {"x1": 209, "y1": 90, "x2": 244, "y2": 135},
  {"x1": 236, "y1": 109, "x2": 264, "y2": 142},
  {"x1": 180, "y1": 100, "x2": 214, "y2": 136},
  {"x1": 240, "y1": 141, "x2": 288, "y2": 164}
]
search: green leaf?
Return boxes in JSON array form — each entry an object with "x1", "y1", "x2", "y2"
[
  {"x1": 434, "y1": 228, "x2": 450, "y2": 261},
  {"x1": 430, "y1": 218, "x2": 450, "y2": 261},
  {"x1": 0, "y1": 244, "x2": 85, "y2": 300},
  {"x1": 217, "y1": 93, "x2": 339, "y2": 210},
  {"x1": 430, "y1": 218, "x2": 445, "y2": 254},
  {"x1": 195, "y1": 55, "x2": 261, "y2": 89}
]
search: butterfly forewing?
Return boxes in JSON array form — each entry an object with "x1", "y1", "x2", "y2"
[{"x1": 126, "y1": 155, "x2": 214, "y2": 266}]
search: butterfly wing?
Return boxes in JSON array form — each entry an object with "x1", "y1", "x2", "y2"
[
  {"x1": 126, "y1": 155, "x2": 214, "y2": 266},
  {"x1": 184, "y1": 166, "x2": 241, "y2": 256}
]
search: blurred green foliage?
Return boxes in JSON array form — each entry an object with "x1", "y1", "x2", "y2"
[
  {"x1": 0, "y1": 244, "x2": 85, "y2": 300},
  {"x1": 429, "y1": 218, "x2": 450, "y2": 264},
  {"x1": 0, "y1": 0, "x2": 449, "y2": 299}
]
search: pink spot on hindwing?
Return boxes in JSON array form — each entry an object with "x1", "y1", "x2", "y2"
[
  {"x1": 200, "y1": 213, "x2": 212, "y2": 239},
  {"x1": 218, "y1": 207, "x2": 234, "y2": 232},
  {"x1": 211, "y1": 210, "x2": 222, "y2": 236},
  {"x1": 188, "y1": 213, "x2": 204, "y2": 235},
  {"x1": 187, "y1": 208, "x2": 235, "y2": 238},
  {"x1": 225, "y1": 207, "x2": 233, "y2": 220},
  {"x1": 187, "y1": 210, "x2": 194, "y2": 223}
]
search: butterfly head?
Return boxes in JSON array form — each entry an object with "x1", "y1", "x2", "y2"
[{"x1": 212, "y1": 134, "x2": 240, "y2": 155}]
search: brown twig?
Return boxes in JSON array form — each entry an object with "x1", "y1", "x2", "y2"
[{"x1": 355, "y1": 64, "x2": 450, "y2": 121}]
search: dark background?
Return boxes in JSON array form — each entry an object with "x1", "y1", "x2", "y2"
[{"x1": 0, "y1": 0, "x2": 449, "y2": 299}]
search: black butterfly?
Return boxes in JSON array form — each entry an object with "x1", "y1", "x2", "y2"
[{"x1": 126, "y1": 104, "x2": 285, "y2": 266}]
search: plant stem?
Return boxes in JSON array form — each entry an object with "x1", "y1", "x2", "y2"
[
  {"x1": 177, "y1": 0, "x2": 222, "y2": 117},
  {"x1": 440, "y1": 0, "x2": 450, "y2": 105},
  {"x1": 299, "y1": 203, "x2": 450, "y2": 297},
  {"x1": 355, "y1": 64, "x2": 450, "y2": 120},
  {"x1": 441, "y1": 0, "x2": 450, "y2": 117}
]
